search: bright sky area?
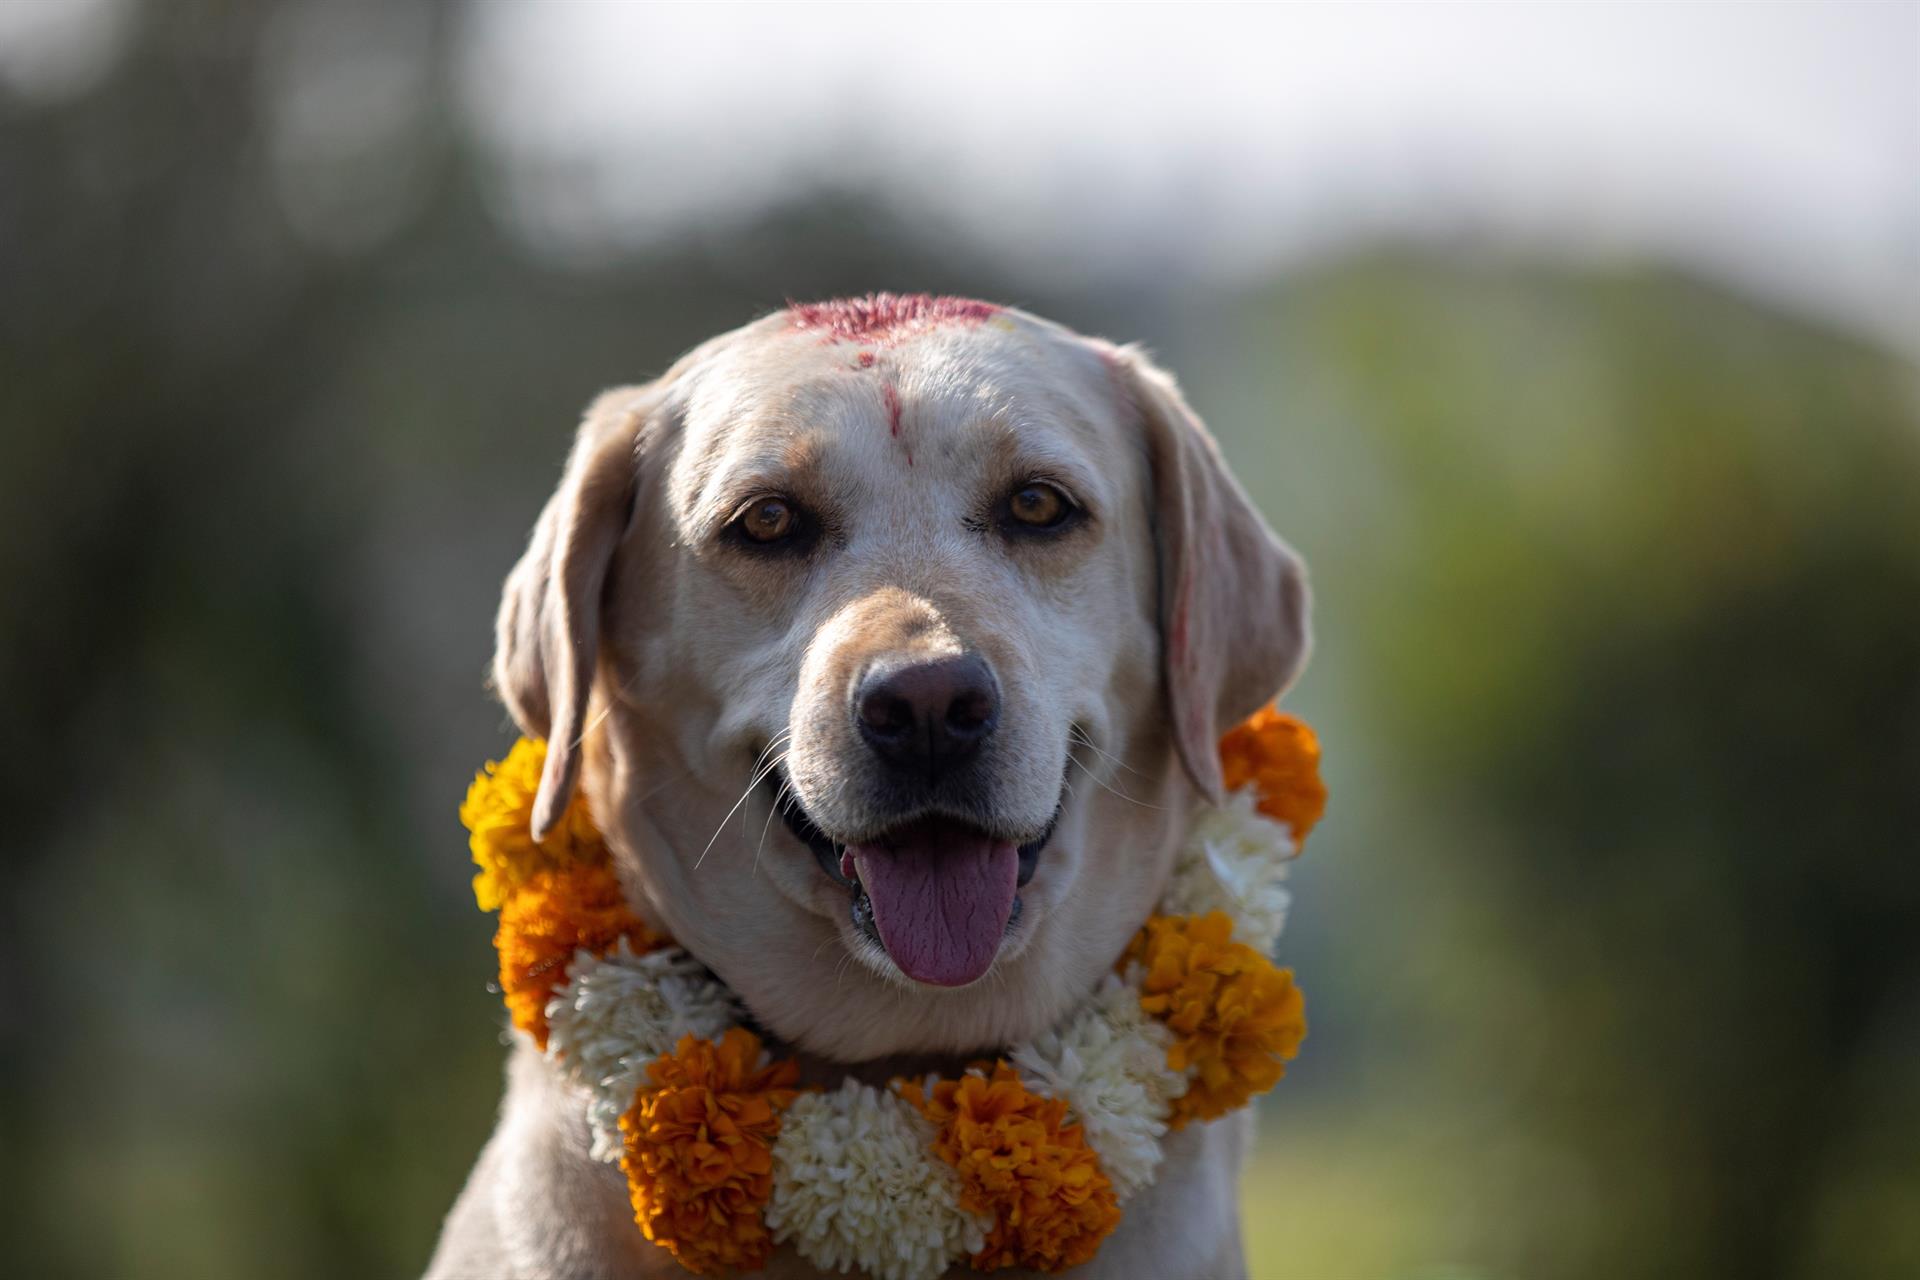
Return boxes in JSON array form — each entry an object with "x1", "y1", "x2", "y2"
[{"x1": 6, "y1": 0, "x2": 1916, "y2": 349}]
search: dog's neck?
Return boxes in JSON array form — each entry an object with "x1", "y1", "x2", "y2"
[{"x1": 771, "y1": 1040, "x2": 1004, "y2": 1092}]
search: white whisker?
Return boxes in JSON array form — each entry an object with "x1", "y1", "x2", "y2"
[
  {"x1": 752, "y1": 762, "x2": 792, "y2": 879},
  {"x1": 809, "y1": 932, "x2": 843, "y2": 966},
  {"x1": 1069, "y1": 725, "x2": 1147, "y2": 780},
  {"x1": 633, "y1": 767, "x2": 696, "y2": 804},
  {"x1": 693, "y1": 734, "x2": 795, "y2": 870},
  {"x1": 1066, "y1": 749, "x2": 1164, "y2": 812}
]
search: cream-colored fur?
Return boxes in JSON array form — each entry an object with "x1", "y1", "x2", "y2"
[{"x1": 426, "y1": 301, "x2": 1308, "y2": 1279}]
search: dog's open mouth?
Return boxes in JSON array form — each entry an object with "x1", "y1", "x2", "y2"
[{"x1": 771, "y1": 773, "x2": 1056, "y2": 988}]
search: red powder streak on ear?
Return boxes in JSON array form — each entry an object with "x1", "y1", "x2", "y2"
[{"x1": 788, "y1": 293, "x2": 1000, "y2": 344}]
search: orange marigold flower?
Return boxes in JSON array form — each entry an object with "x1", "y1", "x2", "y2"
[
  {"x1": 899, "y1": 1063, "x2": 1121, "y2": 1272},
  {"x1": 461, "y1": 737, "x2": 608, "y2": 912},
  {"x1": 619, "y1": 1029, "x2": 802, "y2": 1275},
  {"x1": 495, "y1": 861, "x2": 661, "y2": 1047},
  {"x1": 1125, "y1": 912, "x2": 1306, "y2": 1127},
  {"x1": 1217, "y1": 706, "x2": 1327, "y2": 843}
]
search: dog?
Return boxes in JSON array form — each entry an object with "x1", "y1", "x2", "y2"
[{"x1": 426, "y1": 294, "x2": 1309, "y2": 1279}]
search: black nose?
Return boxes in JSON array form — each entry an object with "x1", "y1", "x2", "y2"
[{"x1": 854, "y1": 654, "x2": 1000, "y2": 778}]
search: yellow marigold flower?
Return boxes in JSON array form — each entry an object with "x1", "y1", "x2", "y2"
[
  {"x1": 620, "y1": 1029, "x2": 802, "y2": 1276},
  {"x1": 1125, "y1": 912, "x2": 1306, "y2": 1127},
  {"x1": 495, "y1": 861, "x2": 661, "y2": 1048},
  {"x1": 899, "y1": 1062, "x2": 1121, "y2": 1272},
  {"x1": 1218, "y1": 707, "x2": 1327, "y2": 844},
  {"x1": 461, "y1": 737, "x2": 607, "y2": 912}
]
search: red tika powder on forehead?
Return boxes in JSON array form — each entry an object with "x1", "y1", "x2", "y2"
[{"x1": 787, "y1": 292, "x2": 1001, "y2": 343}]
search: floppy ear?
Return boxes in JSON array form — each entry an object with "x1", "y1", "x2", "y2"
[
  {"x1": 1111, "y1": 345, "x2": 1310, "y2": 801},
  {"x1": 494, "y1": 386, "x2": 654, "y2": 839}
]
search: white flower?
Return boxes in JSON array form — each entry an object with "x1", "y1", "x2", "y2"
[
  {"x1": 767, "y1": 1080, "x2": 988, "y2": 1280},
  {"x1": 1160, "y1": 787, "x2": 1296, "y2": 952},
  {"x1": 1009, "y1": 975, "x2": 1188, "y2": 1200},
  {"x1": 543, "y1": 941, "x2": 739, "y2": 1161}
]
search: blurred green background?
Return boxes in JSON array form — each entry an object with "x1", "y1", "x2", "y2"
[{"x1": 3, "y1": 4, "x2": 1916, "y2": 1279}]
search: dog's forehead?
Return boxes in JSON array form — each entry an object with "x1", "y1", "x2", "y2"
[{"x1": 675, "y1": 304, "x2": 1124, "y2": 483}]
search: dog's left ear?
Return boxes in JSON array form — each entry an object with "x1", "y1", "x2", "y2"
[
  {"x1": 1108, "y1": 344, "x2": 1311, "y2": 802},
  {"x1": 494, "y1": 386, "x2": 656, "y2": 839}
]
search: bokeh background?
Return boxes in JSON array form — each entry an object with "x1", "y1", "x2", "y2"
[{"x1": 3, "y1": 2, "x2": 1916, "y2": 1277}]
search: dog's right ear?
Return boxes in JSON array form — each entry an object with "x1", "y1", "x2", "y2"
[{"x1": 494, "y1": 386, "x2": 656, "y2": 839}]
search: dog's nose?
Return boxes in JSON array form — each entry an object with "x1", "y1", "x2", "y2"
[{"x1": 854, "y1": 654, "x2": 999, "y2": 777}]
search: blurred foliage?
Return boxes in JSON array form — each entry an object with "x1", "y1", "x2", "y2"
[
  {"x1": 1213, "y1": 259, "x2": 1920, "y2": 1280},
  {"x1": 2, "y1": 5, "x2": 1915, "y2": 1280}
]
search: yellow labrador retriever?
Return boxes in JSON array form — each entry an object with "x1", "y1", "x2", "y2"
[{"x1": 427, "y1": 295, "x2": 1308, "y2": 1279}]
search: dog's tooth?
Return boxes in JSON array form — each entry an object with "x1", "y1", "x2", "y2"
[{"x1": 849, "y1": 886, "x2": 878, "y2": 941}]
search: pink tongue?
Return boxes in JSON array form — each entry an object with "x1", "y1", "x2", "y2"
[{"x1": 850, "y1": 824, "x2": 1018, "y2": 987}]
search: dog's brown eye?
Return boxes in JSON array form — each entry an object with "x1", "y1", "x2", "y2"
[
  {"x1": 1007, "y1": 483, "x2": 1069, "y2": 529},
  {"x1": 738, "y1": 497, "x2": 797, "y2": 543}
]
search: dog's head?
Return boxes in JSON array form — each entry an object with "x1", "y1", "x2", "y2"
[{"x1": 492, "y1": 296, "x2": 1307, "y2": 1059}]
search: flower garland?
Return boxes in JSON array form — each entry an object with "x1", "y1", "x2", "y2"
[{"x1": 460, "y1": 710, "x2": 1325, "y2": 1279}]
